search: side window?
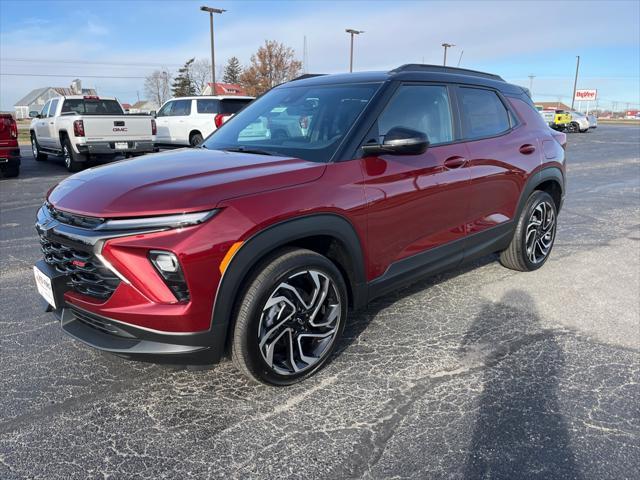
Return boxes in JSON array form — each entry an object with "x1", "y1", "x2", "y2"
[
  {"x1": 41, "y1": 101, "x2": 51, "y2": 117},
  {"x1": 156, "y1": 101, "x2": 173, "y2": 117},
  {"x1": 171, "y1": 99, "x2": 192, "y2": 116},
  {"x1": 377, "y1": 85, "x2": 453, "y2": 145},
  {"x1": 47, "y1": 99, "x2": 59, "y2": 117},
  {"x1": 458, "y1": 87, "x2": 511, "y2": 139},
  {"x1": 197, "y1": 99, "x2": 220, "y2": 114}
]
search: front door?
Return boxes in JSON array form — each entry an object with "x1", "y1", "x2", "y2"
[{"x1": 361, "y1": 84, "x2": 471, "y2": 279}]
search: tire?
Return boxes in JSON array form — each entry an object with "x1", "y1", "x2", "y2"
[
  {"x1": 500, "y1": 191, "x2": 557, "y2": 272},
  {"x1": 31, "y1": 133, "x2": 47, "y2": 161},
  {"x1": 1, "y1": 165, "x2": 19, "y2": 178},
  {"x1": 62, "y1": 136, "x2": 86, "y2": 173},
  {"x1": 231, "y1": 248, "x2": 348, "y2": 386},
  {"x1": 189, "y1": 132, "x2": 203, "y2": 147},
  {"x1": 568, "y1": 122, "x2": 579, "y2": 133}
]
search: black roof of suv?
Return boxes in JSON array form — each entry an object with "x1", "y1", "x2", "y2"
[{"x1": 287, "y1": 64, "x2": 528, "y2": 98}]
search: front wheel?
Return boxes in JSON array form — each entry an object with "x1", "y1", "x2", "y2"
[
  {"x1": 231, "y1": 248, "x2": 348, "y2": 386},
  {"x1": 31, "y1": 134, "x2": 47, "y2": 161},
  {"x1": 500, "y1": 191, "x2": 557, "y2": 271}
]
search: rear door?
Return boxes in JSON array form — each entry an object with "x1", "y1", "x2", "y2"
[
  {"x1": 361, "y1": 83, "x2": 471, "y2": 278},
  {"x1": 457, "y1": 86, "x2": 542, "y2": 238},
  {"x1": 167, "y1": 99, "x2": 192, "y2": 144},
  {"x1": 155, "y1": 101, "x2": 173, "y2": 143}
]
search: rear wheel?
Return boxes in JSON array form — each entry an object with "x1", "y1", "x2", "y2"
[
  {"x1": 231, "y1": 248, "x2": 348, "y2": 386},
  {"x1": 189, "y1": 132, "x2": 203, "y2": 147},
  {"x1": 31, "y1": 133, "x2": 47, "y2": 161},
  {"x1": 62, "y1": 137, "x2": 86, "y2": 173},
  {"x1": 500, "y1": 191, "x2": 557, "y2": 271}
]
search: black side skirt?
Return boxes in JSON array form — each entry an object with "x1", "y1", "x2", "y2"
[{"x1": 367, "y1": 222, "x2": 514, "y2": 301}]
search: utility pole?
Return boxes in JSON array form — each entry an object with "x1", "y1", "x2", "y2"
[
  {"x1": 571, "y1": 55, "x2": 580, "y2": 110},
  {"x1": 303, "y1": 36, "x2": 308, "y2": 73},
  {"x1": 345, "y1": 29, "x2": 364, "y2": 72},
  {"x1": 200, "y1": 6, "x2": 226, "y2": 89},
  {"x1": 441, "y1": 43, "x2": 455, "y2": 66}
]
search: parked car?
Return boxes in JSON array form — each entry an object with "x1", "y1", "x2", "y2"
[
  {"x1": 587, "y1": 113, "x2": 598, "y2": 128},
  {"x1": 0, "y1": 113, "x2": 20, "y2": 177},
  {"x1": 34, "y1": 64, "x2": 567, "y2": 385},
  {"x1": 568, "y1": 111, "x2": 591, "y2": 133},
  {"x1": 29, "y1": 95, "x2": 156, "y2": 172},
  {"x1": 154, "y1": 95, "x2": 254, "y2": 147},
  {"x1": 550, "y1": 110, "x2": 572, "y2": 132}
]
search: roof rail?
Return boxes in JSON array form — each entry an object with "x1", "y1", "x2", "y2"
[
  {"x1": 390, "y1": 64, "x2": 504, "y2": 82},
  {"x1": 290, "y1": 73, "x2": 327, "y2": 82}
]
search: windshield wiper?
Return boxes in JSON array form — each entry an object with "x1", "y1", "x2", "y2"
[{"x1": 222, "y1": 146, "x2": 276, "y2": 156}]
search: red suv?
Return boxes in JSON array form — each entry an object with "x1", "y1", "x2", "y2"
[
  {"x1": 0, "y1": 113, "x2": 21, "y2": 177},
  {"x1": 34, "y1": 65, "x2": 566, "y2": 385}
]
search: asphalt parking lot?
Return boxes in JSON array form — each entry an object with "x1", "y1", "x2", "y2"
[{"x1": 1, "y1": 125, "x2": 638, "y2": 479}]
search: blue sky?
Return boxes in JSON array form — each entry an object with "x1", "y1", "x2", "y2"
[{"x1": 1, "y1": 0, "x2": 639, "y2": 111}]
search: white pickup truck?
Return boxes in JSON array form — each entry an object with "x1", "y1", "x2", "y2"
[{"x1": 29, "y1": 95, "x2": 156, "y2": 172}]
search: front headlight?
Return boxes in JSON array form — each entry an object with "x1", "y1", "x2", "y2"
[{"x1": 95, "y1": 209, "x2": 218, "y2": 231}]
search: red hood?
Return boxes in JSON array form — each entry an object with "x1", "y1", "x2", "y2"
[{"x1": 48, "y1": 148, "x2": 325, "y2": 217}]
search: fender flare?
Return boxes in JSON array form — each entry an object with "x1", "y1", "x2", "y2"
[
  {"x1": 515, "y1": 166, "x2": 565, "y2": 219},
  {"x1": 210, "y1": 213, "x2": 368, "y2": 330}
]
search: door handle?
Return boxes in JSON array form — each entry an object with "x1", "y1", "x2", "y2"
[
  {"x1": 444, "y1": 156, "x2": 467, "y2": 169},
  {"x1": 519, "y1": 144, "x2": 536, "y2": 155}
]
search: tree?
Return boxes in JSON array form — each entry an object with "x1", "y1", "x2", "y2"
[
  {"x1": 144, "y1": 70, "x2": 172, "y2": 106},
  {"x1": 240, "y1": 40, "x2": 302, "y2": 96},
  {"x1": 223, "y1": 56, "x2": 243, "y2": 84},
  {"x1": 172, "y1": 58, "x2": 197, "y2": 97},
  {"x1": 191, "y1": 58, "x2": 211, "y2": 94}
]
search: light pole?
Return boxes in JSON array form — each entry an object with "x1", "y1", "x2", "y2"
[
  {"x1": 528, "y1": 74, "x2": 535, "y2": 97},
  {"x1": 200, "y1": 6, "x2": 226, "y2": 90},
  {"x1": 441, "y1": 43, "x2": 455, "y2": 66},
  {"x1": 571, "y1": 55, "x2": 580, "y2": 110},
  {"x1": 345, "y1": 29, "x2": 364, "y2": 72}
]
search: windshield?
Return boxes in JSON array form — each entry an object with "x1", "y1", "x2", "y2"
[
  {"x1": 202, "y1": 83, "x2": 381, "y2": 162},
  {"x1": 61, "y1": 99, "x2": 124, "y2": 115}
]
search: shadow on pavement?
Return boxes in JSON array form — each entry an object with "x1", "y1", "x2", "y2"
[{"x1": 460, "y1": 290, "x2": 582, "y2": 480}]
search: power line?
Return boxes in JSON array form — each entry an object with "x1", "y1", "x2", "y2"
[
  {"x1": 1, "y1": 73, "x2": 147, "y2": 79},
  {"x1": 1, "y1": 57, "x2": 180, "y2": 67}
]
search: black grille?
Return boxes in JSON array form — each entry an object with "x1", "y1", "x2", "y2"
[
  {"x1": 39, "y1": 235, "x2": 120, "y2": 300},
  {"x1": 46, "y1": 203, "x2": 105, "y2": 229}
]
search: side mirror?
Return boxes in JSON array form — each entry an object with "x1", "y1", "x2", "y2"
[
  {"x1": 29, "y1": 111, "x2": 40, "y2": 119},
  {"x1": 362, "y1": 126, "x2": 429, "y2": 156}
]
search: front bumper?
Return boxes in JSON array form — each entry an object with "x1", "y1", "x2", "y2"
[
  {"x1": 34, "y1": 203, "x2": 231, "y2": 365},
  {"x1": 77, "y1": 140, "x2": 154, "y2": 155}
]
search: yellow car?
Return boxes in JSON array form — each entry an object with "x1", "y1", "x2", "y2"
[{"x1": 551, "y1": 110, "x2": 572, "y2": 132}]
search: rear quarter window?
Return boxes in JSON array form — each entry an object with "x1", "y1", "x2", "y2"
[{"x1": 458, "y1": 87, "x2": 511, "y2": 139}]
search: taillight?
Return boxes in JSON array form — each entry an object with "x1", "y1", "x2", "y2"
[
  {"x1": 73, "y1": 119, "x2": 85, "y2": 137},
  {"x1": 214, "y1": 113, "x2": 226, "y2": 128},
  {"x1": 151, "y1": 118, "x2": 157, "y2": 135},
  {"x1": 9, "y1": 118, "x2": 17, "y2": 139}
]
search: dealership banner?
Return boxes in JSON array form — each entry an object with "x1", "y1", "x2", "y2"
[{"x1": 575, "y1": 89, "x2": 597, "y2": 101}]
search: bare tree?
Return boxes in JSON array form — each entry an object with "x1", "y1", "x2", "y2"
[
  {"x1": 144, "y1": 70, "x2": 172, "y2": 106},
  {"x1": 191, "y1": 58, "x2": 212, "y2": 94},
  {"x1": 240, "y1": 40, "x2": 302, "y2": 96}
]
